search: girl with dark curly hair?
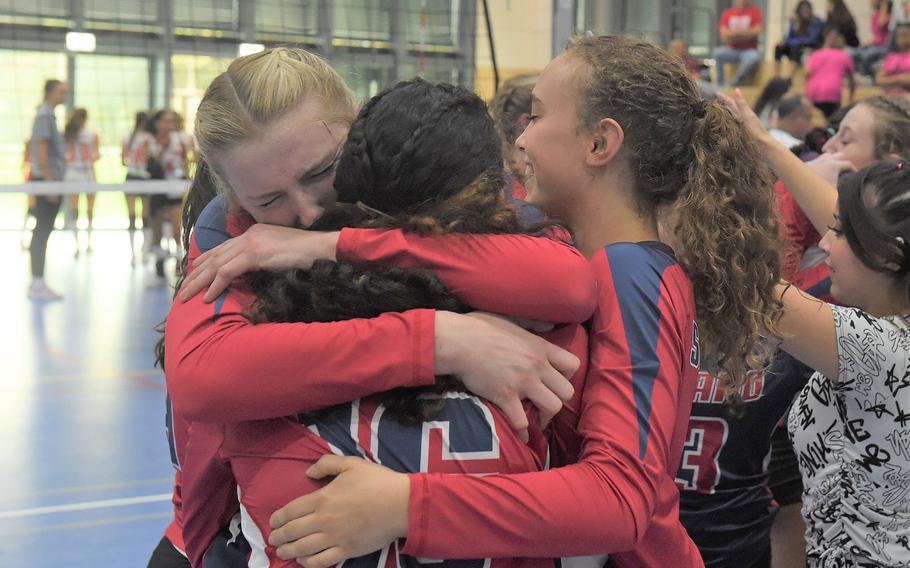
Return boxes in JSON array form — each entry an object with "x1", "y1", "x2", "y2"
[
  {"x1": 195, "y1": 77, "x2": 588, "y2": 567},
  {"x1": 161, "y1": 48, "x2": 595, "y2": 568}
]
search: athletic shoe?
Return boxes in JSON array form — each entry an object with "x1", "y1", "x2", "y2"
[{"x1": 28, "y1": 281, "x2": 63, "y2": 301}]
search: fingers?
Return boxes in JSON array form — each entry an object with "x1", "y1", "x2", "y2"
[
  {"x1": 522, "y1": 377, "x2": 565, "y2": 427},
  {"x1": 274, "y1": 531, "x2": 332, "y2": 561},
  {"x1": 715, "y1": 92, "x2": 736, "y2": 115},
  {"x1": 297, "y1": 547, "x2": 347, "y2": 568},
  {"x1": 306, "y1": 455, "x2": 355, "y2": 480},
  {"x1": 270, "y1": 495, "x2": 317, "y2": 532},
  {"x1": 178, "y1": 268, "x2": 209, "y2": 302},
  {"x1": 546, "y1": 346, "x2": 580, "y2": 383},
  {"x1": 202, "y1": 260, "x2": 245, "y2": 303},
  {"x1": 496, "y1": 396, "x2": 530, "y2": 439}
]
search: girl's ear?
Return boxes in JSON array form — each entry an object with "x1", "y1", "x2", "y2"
[{"x1": 585, "y1": 117, "x2": 624, "y2": 168}]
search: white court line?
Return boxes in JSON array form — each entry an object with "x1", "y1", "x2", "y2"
[
  {"x1": 0, "y1": 179, "x2": 188, "y2": 196},
  {"x1": 0, "y1": 512, "x2": 172, "y2": 536},
  {"x1": 0, "y1": 493, "x2": 172, "y2": 519}
]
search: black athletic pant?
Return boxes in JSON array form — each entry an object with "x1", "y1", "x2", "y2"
[
  {"x1": 147, "y1": 536, "x2": 190, "y2": 568},
  {"x1": 29, "y1": 188, "x2": 61, "y2": 278}
]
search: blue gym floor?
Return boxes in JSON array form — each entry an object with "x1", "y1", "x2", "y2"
[{"x1": 2, "y1": 229, "x2": 176, "y2": 566}]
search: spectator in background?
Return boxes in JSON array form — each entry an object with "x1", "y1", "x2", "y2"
[
  {"x1": 712, "y1": 0, "x2": 764, "y2": 87},
  {"x1": 877, "y1": 22, "x2": 910, "y2": 95},
  {"x1": 122, "y1": 111, "x2": 150, "y2": 264},
  {"x1": 63, "y1": 107, "x2": 100, "y2": 254},
  {"x1": 27, "y1": 79, "x2": 69, "y2": 301},
  {"x1": 668, "y1": 38, "x2": 718, "y2": 98},
  {"x1": 774, "y1": 1, "x2": 824, "y2": 78},
  {"x1": 806, "y1": 30, "x2": 855, "y2": 119},
  {"x1": 489, "y1": 74, "x2": 535, "y2": 201},
  {"x1": 854, "y1": 0, "x2": 891, "y2": 82},
  {"x1": 769, "y1": 94, "x2": 814, "y2": 149},
  {"x1": 826, "y1": 0, "x2": 860, "y2": 48}
]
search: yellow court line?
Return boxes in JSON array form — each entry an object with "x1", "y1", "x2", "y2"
[{"x1": 17, "y1": 368, "x2": 164, "y2": 384}]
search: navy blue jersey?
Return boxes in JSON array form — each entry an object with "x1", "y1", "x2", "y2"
[{"x1": 676, "y1": 352, "x2": 812, "y2": 567}]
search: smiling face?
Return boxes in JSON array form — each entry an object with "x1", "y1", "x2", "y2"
[
  {"x1": 822, "y1": 104, "x2": 878, "y2": 169},
  {"x1": 213, "y1": 102, "x2": 348, "y2": 228},
  {"x1": 515, "y1": 54, "x2": 593, "y2": 221},
  {"x1": 819, "y1": 210, "x2": 900, "y2": 310}
]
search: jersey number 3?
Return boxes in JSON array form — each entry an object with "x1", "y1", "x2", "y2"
[{"x1": 675, "y1": 416, "x2": 728, "y2": 494}]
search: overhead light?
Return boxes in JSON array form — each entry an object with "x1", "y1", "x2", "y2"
[
  {"x1": 66, "y1": 31, "x2": 96, "y2": 52},
  {"x1": 238, "y1": 42, "x2": 265, "y2": 57}
]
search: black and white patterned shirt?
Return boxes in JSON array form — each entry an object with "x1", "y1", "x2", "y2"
[{"x1": 789, "y1": 306, "x2": 910, "y2": 567}]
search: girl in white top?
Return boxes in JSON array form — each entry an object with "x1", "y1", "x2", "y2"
[
  {"x1": 122, "y1": 111, "x2": 150, "y2": 263},
  {"x1": 63, "y1": 108, "x2": 99, "y2": 253},
  {"x1": 145, "y1": 109, "x2": 189, "y2": 283},
  {"x1": 724, "y1": 89, "x2": 910, "y2": 567}
]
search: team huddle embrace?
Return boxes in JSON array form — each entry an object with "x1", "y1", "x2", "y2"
[{"x1": 148, "y1": 36, "x2": 910, "y2": 568}]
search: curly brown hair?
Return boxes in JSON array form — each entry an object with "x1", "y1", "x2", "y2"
[{"x1": 566, "y1": 35, "x2": 785, "y2": 401}]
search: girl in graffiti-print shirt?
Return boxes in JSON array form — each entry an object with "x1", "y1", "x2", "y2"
[{"x1": 723, "y1": 90, "x2": 910, "y2": 567}]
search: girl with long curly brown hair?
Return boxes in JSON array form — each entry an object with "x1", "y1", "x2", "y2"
[{"x1": 252, "y1": 34, "x2": 784, "y2": 568}]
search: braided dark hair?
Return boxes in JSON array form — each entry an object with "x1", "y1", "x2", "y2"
[
  {"x1": 861, "y1": 96, "x2": 910, "y2": 159},
  {"x1": 251, "y1": 79, "x2": 540, "y2": 424},
  {"x1": 335, "y1": 78, "x2": 505, "y2": 218}
]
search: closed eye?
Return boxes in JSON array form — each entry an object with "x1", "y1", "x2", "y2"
[{"x1": 260, "y1": 194, "x2": 284, "y2": 208}]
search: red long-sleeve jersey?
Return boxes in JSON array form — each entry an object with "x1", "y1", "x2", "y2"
[
  {"x1": 774, "y1": 180, "x2": 834, "y2": 302},
  {"x1": 224, "y1": 324, "x2": 588, "y2": 568},
  {"x1": 401, "y1": 241, "x2": 703, "y2": 568},
  {"x1": 165, "y1": 196, "x2": 598, "y2": 564}
]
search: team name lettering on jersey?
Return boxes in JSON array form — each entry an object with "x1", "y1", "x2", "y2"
[{"x1": 691, "y1": 371, "x2": 766, "y2": 404}]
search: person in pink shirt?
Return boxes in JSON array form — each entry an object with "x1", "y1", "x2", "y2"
[
  {"x1": 877, "y1": 22, "x2": 910, "y2": 95},
  {"x1": 712, "y1": 0, "x2": 764, "y2": 86},
  {"x1": 855, "y1": 0, "x2": 892, "y2": 81},
  {"x1": 806, "y1": 29, "x2": 855, "y2": 118}
]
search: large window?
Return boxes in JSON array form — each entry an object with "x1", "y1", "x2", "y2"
[
  {"x1": 0, "y1": 1, "x2": 475, "y2": 228},
  {"x1": 256, "y1": 0, "x2": 319, "y2": 36},
  {"x1": 0, "y1": 0, "x2": 68, "y2": 19},
  {"x1": 74, "y1": 55, "x2": 150, "y2": 184},
  {"x1": 0, "y1": 50, "x2": 66, "y2": 229},
  {"x1": 406, "y1": 0, "x2": 459, "y2": 47},
  {"x1": 174, "y1": 0, "x2": 237, "y2": 30},
  {"x1": 73, "y1": 55, "x2": 150, "y2": 228},
  {"x1": 171, "y1": 54, "x2": 231, "y2": 134},
  {"x1": 85, "y1": 0, "x2": 157, "y2": 24},
  {"x1": 334, "y1": 0, "x2": 393, "y2": 42}
]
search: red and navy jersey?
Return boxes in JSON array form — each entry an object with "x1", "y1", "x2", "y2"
[
  {"x1": 167, "y1": 195, "x2": 598, "y2": 567},
  {"x1": 401, "y1": 241, "x2": 703, "y2": 568},
  {"x1": 676, "y1": 352, "x2": 813, "y2": 567},
  {"x1": 225, "y1": 325, "x2": 586, "y2": 568}
]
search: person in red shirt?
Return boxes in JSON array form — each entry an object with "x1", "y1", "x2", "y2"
[
  {"x1": 712, "y1": 0, "x2": 764, "y2": 87},
  {"x1": 154, "y1": 48, "x2": 595, "y2": 568},
  {"x1": 200, "y1": 35, "x2": 783, "y2": 568}
]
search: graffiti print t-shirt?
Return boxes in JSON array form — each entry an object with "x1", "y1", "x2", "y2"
[{"x1": 788, "y1": 306, "x2": 910, "y2": 567}]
